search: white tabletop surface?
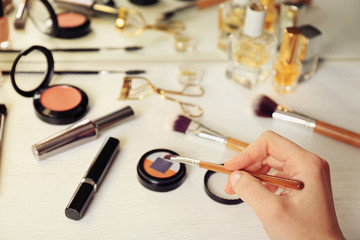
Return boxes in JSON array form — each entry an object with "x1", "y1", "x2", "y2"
[{"x1": 1, "y1": 0, "x2": 360, "y2": 239}]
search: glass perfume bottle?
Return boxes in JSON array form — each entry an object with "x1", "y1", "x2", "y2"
[
  {"x1": 261, "y1": 0, "x2": 277, "y2": 34},
  {"x1": 273, "y1": 26, "x2": 302, "y2": 93},
  {"x1": 217, "y1": 0, "x2": 250, "y2": 51},
  {"x1": 277, "y1": 0, "x2": 306, "y2": 48},
  {"x1": 0, "y1": 0, "x2": 10, "y2": 49},
  {"x1": 298, "y1": 24, "x2": 321, "y2": 83},
  {"x1": 226, "y1": 3, "x2": 277, "y2": 89}
]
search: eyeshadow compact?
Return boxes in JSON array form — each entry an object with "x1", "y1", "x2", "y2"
[
  {"x1": 29, "y1": 0, "x2": 91, "y2": 39},
  {"x1": 137, "y1": 149, "x2": 186, "y2": 192},
  {"x1": 10, "y1": 45, "x2": 89, "y2": 125},
  {"x1": 204, "y1": 169, "x2": 243, "y2": 205}
]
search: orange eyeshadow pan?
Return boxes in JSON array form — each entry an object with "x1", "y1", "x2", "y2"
[{"x1": 40, "y1": 85, "x2": 82, "y2": 111}]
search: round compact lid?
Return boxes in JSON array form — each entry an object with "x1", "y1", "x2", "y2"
[
  {"x1": 204, "y1": 168, "x2": 243, "y2": 205},
  {"x1": 10, "y1": 45, "x2": 54, "y2": 98},
  {"x1": 137, "y1": 149, "x2": 186, "y2": 192}
]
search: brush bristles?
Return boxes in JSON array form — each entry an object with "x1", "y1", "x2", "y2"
[
  {"x1": 173, "y1": 115, "x2": 192, "y2": 133},
  {"x1": 163, "y1": 154, "x2": 172, "y2": 160},
  {"x1": 253, "y1": 95, "x2": 278, "y2": 118},
  {"x1": 0, "y1": 104, "x2": 7, "y2": 115}
]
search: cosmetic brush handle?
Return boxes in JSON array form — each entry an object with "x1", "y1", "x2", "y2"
[
  {"x1": 250, "y1": 172, "x2": 304, "y2": 190},
  {"x1": 226, "y1": 137, "x2": 249, "y2": 152},
  {"x1": 200, "y1": 162, "x2": 304, "y2": 190},
  {"x1": 197, "y1": 0, "x2": 226, "y2": 9},
  {"x1": 314, "y1": 121, "x2": 360, "y2": 148}
]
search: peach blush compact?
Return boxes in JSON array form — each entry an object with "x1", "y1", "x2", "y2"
[
  {"x1": 30, "y1": 0, "x2": 91, "y2": 39},
  {"x1": 10, "y1": 45, "x2": 89, "y2": 125},
  {"x1": 55, "y1": 11, "x2": 91, "y2": 38}
]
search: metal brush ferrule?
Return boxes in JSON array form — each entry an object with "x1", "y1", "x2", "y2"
[
  {"x1": 186, "y1": 121, "x2": 227, "y2": 145},
  {"x1": 273, "y1": 108, "x2": 317, "y2": 128},
  {"x1": 171, "y1": 156, "x2": 200, "y2": 167}
]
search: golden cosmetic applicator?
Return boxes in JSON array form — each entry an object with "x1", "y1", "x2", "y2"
[{"x1": 253, "y1": 95, "x2": 360, "y2": 148}]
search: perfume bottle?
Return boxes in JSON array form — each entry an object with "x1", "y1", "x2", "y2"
[
  {"x1": 277, "y1": 0, "x2": 306, "y2": 48},
  {"x1": 217, "y1": 0, "x2": 250, "y2": 51},
  {"x1": 261, "y1": 0, "x2": 277, "y2": 34},
  {"x1": 273, "y1": 26, "x2": 302, "y2": 93},
  {"x1": 0, "y1": 0, "x2": 10, "y2": 49},
  {"x1": 298, "y1": 24, "x2": 321, "y2": 83},
  {"x1": 226, "y1": 3, "x2": 277, "y2": 89}
]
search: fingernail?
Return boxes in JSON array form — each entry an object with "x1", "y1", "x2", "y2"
[{"x1": 230, "y1": 171, "x2": 242, "y2": 187}]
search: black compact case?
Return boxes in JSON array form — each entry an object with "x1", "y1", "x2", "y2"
[
  {"x1": 10, "y1": 45, "x2": 89, "y2": 125},
  {"x1": 137, "y1": 149, "x2": 186, "y2": 192}
]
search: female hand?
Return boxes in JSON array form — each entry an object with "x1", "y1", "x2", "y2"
[{"x1": 224, "y1": 131, "x2": 344, "y2": 240}]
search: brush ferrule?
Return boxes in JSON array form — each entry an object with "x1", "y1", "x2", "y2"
[
  {"x1": 170, "y1": 156, "x2": 200, "y2": 167},
  {"x1": 273, "y1": 109, "x2": 317, "y2": 128},
  {"x1": 186, "y1": 121, "x2": 227, "y2": 145}
]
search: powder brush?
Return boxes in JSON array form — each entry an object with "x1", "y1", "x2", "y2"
[
  {"x1": 253, "y1": 95, "x2": 360, "y2": 148},
  {"x1": 164, "y1": 155, "x2": 304, "y2": 190},
  {"x1": 172, "y1": 115, "x2": 248, "y2": 152}
]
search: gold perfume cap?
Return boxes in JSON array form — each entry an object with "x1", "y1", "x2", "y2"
[{"x1": 279, "y1": 26, "x2": 302, "y2": 64}]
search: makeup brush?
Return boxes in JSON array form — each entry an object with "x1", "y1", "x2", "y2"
[
  {"x1": 1, "y1": 70, "x2": 145, "y2": 75},
  {"x1": 0, "y1": 46, "x2": 143, "y2": 53},
  {"x1": 164, "y1": 155, "x2": 304, "y2": 190},
  {"x1": 253, "y1": 94, "x2": 360, "y2": 148},
  {"x1": 172, "y1": 115, "x2": 248, "y2": 152},
  {"x1": 157, "y1": 0, "x2": 226, "y2": 21}
]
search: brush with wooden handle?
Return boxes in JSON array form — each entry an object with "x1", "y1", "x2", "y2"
[
  {"x1": 164, "y1": 155, "x2": 304, "y2": 190},
  {"x1": 172, "y1": 115, "x2": 248, "y2": 152},
  {"x1": 157, "y1": 0, "x2": 226, "y2": 21},
  {"x1": 253, "y1": 95, "x2": 360, "y2": 148}
]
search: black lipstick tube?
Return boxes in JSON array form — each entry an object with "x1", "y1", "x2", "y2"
[
  {"x1": 65, "y1": 137, "x2": 120, "y2": 220},
  {"x1": 32, "y1": 106, "x2": 134, "y2": 160}
]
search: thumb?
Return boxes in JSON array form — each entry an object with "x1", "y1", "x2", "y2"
[{"x1": 230, "y1": 171, "x2": 278, "y2": 213}]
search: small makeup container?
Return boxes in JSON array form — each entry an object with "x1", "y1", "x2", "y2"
[
  {"x1": 177, "y1": 63, "x2": 202, "y2": 85},
  {"x1": 137, "y1": 149, "x2": 186, "y2": 192},
  {"x1": 10, "y1": 45, "x2": 89, "y2": 124},
  {"x1": 298, "y1": 24, "x2": 321, "y2": 83},
  {"x1": 204, "y1": 169, "x2": 243, "y2": 205},
  {"x1": 173, "y1": 32, "x2": 196, "y2": 52},
  {"x1": 0, "y1": 0, "x2": 10, "y2": 49},
  {"x1": 29, "y1": 0, "x2": 91, "y2": 39},
  {"x1": 277, "y1": 0, "x2": 306, "y2": 48}
]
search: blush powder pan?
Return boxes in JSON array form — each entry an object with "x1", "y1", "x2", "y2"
[
  {"x1": 40, "y1": 85, "x2": 82, "y2": 111},
  {"x1": 55, "y1": 11, "x2": 91, "y2": 39},
  {"x1": 11, "y1": 45, "x2": 89, "y2": 125}
]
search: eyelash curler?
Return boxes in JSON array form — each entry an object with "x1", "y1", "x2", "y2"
[{"x1": 119, "y1": 76, "x2": 204, "y2": 117}]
